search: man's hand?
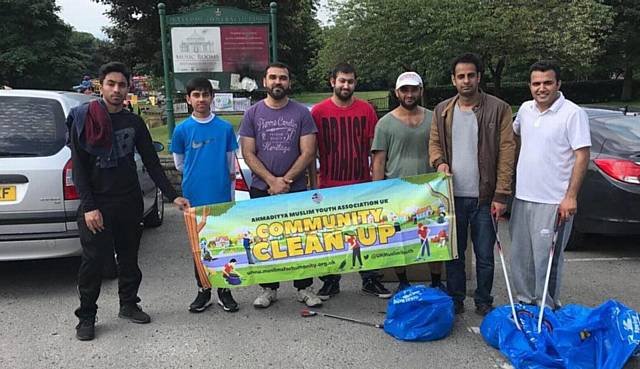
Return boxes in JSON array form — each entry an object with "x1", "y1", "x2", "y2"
[
  {"x1": 84, "y1": 209, "x2": 104, "y2": 234},
  {"x1": 558, "y1": 195, "x2": 577, "y2": 224},
  {"x1": 437, "y1": 163, "x2": 452, "y2": 176},
  {"x1": 173, "y1": 197, "x2": 190, "y2": 211},
  {"x1": 491, "y1": 201, "x2": 507, "y2": 220},
  {"x1": 267, "y1": 177, "x2": 291, "y2": 195}
]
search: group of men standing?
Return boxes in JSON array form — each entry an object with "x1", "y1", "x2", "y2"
[{"x1": 68, "y1": 53, "x2": 589, "y2": 341}]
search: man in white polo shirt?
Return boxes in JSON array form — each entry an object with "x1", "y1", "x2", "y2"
[{"x1": 510, "y1": 60, "x2": 591, "y2": 309}]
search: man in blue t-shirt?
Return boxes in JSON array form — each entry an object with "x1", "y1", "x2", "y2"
[{"x1": 171, "y1": 77, "x2": 239, "y2": 313}]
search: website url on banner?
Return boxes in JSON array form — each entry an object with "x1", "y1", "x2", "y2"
[
  {"x1": 246, "y1": 260, "x2": 337, "y2": 275},
  {"x1": 370, "y1": 249, "x2": 414, "y2": 259}
]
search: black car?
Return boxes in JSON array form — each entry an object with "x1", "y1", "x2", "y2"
[{"x1": 569, "y1": 107, "x2": 640, "y2": 248}]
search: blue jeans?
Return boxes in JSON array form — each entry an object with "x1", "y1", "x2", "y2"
[{"x1": 446, "y1": 197, "x2": 495, "y2": 306}]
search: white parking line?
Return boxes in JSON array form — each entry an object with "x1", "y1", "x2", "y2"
[
  {"x1": 468, "y1": 326, "x2": 514, "y2": 369},
  {"x1": 564, "y1": 257, "x2": 640, "y2": 262}
]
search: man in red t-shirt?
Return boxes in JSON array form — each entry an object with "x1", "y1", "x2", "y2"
[
  {"x1": 416, "y1": 223, "x2": 430, "y2": 259},
  {"x1": 311, "y1": 62, "x2": 392, "y2": 300}
]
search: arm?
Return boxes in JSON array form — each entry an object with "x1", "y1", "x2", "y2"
[
  {"x1": 284, "y1": 133, "x2": 317, "y2": 185},
  {"x1": 173, "y1": 153, "x2": 185, "y2": 172},
  {"x1": 428, "y1": 107, "x2": 447, "y2": 170},
  {"x1": 308, "y1": 153, "x2": 318, "y2": 190},
  {"x1": 70, "y1": 118, "x2": 103, "y2": 234},
  {"x1": 558, "y1": 147, "x2": 589, "y2": 223},
  {"x1": 227, "y1": 151, "x2": 235, "y2": 201},
  {"x1": 371, "y1": 150, "x2": 386, "y2": 181},
  {"x1": 492, "y1": 106, "x2": 517, "y2": 217},
  {"x1": 135, "y1": 120, "x2": 189, "y2": 209}
]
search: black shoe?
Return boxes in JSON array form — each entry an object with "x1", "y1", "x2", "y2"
[
  {"x1": 362, "y1": 279, "x2": 392, "y2": 299},
  {"x1": 395, "y1": 282, "x2": 411, "y2": 294},
  {"x1": 217, "y1": 288, "x2": 239, "y2": 312},
  {"x1": 317, "y1": 280, "x2": 340, "y2": 301},
  {"x1": 475, "y1": 303, "x2": 494, "y2": 316},
  {"x1": 454, "y1": 301, "x2": 465, "y2": 315},
  {"x1": 119, "y1": 304, "x2": 151, "y2": 324},
  {"x1": 75, "y1": 316, "x2": 96, "y2": 341},
  {"x1": 189, "y1": 288, "x2": 212, "y2": 313}
]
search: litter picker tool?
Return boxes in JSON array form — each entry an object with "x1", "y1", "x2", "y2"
[
  {"x1": 538, "y1": 214, "x2": 561, "y2": 333},
  {"x1": 300, "y1": 309, "x2": 384, "y2": 329},
  {"x1": 491, "y1": 215, "x2": 521, "y2": 331}
]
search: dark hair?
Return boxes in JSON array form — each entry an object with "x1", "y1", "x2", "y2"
[
  {"x1": 229, "y1": 258, "x2": 237, "y2": 263},
  {"x1": 98, "y1": 62, "x2": 130, "y2": 85},
  {"x1": 186, "y1": 77, "x2": 213, "y2": 95},
  {"x1": 264, "y1": 62, "x2": 290, "y2": 78},
  {"x1": 450, "y1": 53, "x2": 484, "y2": 75},
  {"x1": 529, "y1": 60, "x2": 561, "y2": 82},
  {"x1": 331, "y1": 62, "x2": 357, "y2": 80}
]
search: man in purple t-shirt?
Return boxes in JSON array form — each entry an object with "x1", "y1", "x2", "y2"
[{"x1": 238, "y1": 62, "x2": 320, "y2": 309}]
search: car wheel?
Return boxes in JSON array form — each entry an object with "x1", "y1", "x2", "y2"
[{"x1": 144, "y1": 188, "x2": 164, "y2": 228}]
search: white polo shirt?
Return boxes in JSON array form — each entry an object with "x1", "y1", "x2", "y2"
[{"x1": 513, "y1": 92, "x2": 591, "y2": 204}]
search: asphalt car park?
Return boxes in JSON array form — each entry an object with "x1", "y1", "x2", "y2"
[{"x1": 0, "y1": 206, "x2": 638, "y2": 369}]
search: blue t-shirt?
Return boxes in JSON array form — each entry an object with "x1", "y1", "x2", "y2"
[{"x1": 171, "y1": 115, "x2": 238, "y2": 206}]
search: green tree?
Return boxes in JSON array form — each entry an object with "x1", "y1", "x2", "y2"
[
  {"x1": 93, "y1": 0, "x2": 321, "y2": 89},
  {"x1": 599, "y1": 0, "x2": 640, "y2": 100},
  {"x1": 313, "y1": 0, "x2": 613, "y2": 94},
  {"x1": 0, "y1": 0, "x2": 87, "y2": 89}
]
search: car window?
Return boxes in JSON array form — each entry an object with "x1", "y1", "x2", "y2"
[{"x1": 0, "y1": 96, "x2": 67, "y2": 157}]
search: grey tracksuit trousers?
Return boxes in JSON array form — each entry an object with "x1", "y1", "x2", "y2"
[{"x1": 509, "y1": 198, "x2": 573, "y2": 309}]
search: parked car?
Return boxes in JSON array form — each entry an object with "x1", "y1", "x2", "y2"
[
  {"x1": 568, "y1": 107, "x2": 640, "y2": 248},
  {"x1": 0, "y1": 90, "x2": 164, "y2": 261}
]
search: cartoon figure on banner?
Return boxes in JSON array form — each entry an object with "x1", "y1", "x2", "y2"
[
  {"x1": 347, "y1": 233, "x2": 363, "y2": 269},
  {"x1": 416, "y1": 223, "x2": 431, "y2": 260},
  {"x1": 223, "y1": 259, "x2": 242, "y2": 285},
  {"x1": 311, "y1": 192, "x2": 323, "y2": 204},
  {"x1": 243, "y1": 231, "x2": 255, "y2": 264},
  {"x1": 200, "y1": 238, "x2": 213, "y2": 261}
]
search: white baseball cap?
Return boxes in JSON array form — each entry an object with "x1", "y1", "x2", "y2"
[{"x1": 395, "y1": 72, "x2": 423, "y2": 89}]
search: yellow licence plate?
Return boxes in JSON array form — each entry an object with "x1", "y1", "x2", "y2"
[{"x1": 0, "y1": 185, "x2": 17, "y2": 201}]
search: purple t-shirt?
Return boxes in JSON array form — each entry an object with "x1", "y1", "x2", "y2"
[{"x1": 238, "y1": 100, "x2": 317, "y2": 191}]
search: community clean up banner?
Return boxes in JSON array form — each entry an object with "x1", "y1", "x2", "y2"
[{"x1": 184, "y1": 173, "x2": 457, "y2": 288}]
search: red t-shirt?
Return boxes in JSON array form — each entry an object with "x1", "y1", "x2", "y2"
[
  {"x1": 311, "y1": 98, "x2": 378, "y2": 188},
  {"x1": 223, "y1": 264, "x2": 234, "y2": 275},
  {"x1": 347, "y1": 236, "x2": 360, "y2": 249},
  {"x1": 418, "y1": 226, "x2": 428, "y2": 239}
]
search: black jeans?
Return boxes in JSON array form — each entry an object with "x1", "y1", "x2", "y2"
[
  {"x1": 249, "y1": 187, "x2": 313, "y2": 290},
  {"x1": 75, "y1": 198, "x2": 143, "y2": 318}
]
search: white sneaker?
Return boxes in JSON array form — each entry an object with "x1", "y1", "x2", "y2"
[
  {"x1": 253, "y1": 288, "x2": 277, "y2": 308},
  {"x1": 296, "y1": 288, "x2": 323, "y2": 307}
]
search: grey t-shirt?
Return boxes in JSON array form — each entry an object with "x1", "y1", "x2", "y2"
[
  {"x1": 238, "y1": 100, "x2": 317, "y2": 191},
  {"x1": 451, "y1": 104, "x2": 479, "y2": 197},
  {"x1": 371, "y1": 110, "x2": 434, "y2": 179}
]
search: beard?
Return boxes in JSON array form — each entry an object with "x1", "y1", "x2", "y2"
[
  {"x1": 267, "y1": 84, "x2": 290, "y2": 100},
  {"x1": 399, "y1": 98, "x2": 419, "y2": 110},
  {"x1": 334, "y1": 86, "x2": 354, "y2": 101}
]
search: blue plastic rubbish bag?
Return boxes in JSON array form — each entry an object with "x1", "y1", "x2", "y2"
[
  {"x1": 480, "y1": 300, "x2": 640, "y2": 369},
  {"x1": 384, "y1": 285, "x2": 454, "y2": 341}
]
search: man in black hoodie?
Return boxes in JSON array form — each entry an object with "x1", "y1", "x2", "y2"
[{"x1": 68, "y1": 62, "x2": 189, "y2": 341}]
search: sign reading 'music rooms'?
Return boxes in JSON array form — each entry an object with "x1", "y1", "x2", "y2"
[{"x1": 171, "y1": 27, "x2": 223, "y2": 73}]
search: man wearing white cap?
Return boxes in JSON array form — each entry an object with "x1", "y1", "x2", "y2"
[
  {"x1": 428, "y1": 53, "x2": 516, "y2": 316},
  {"x1": 371, "y1": 71, "x2": 443, "y2": 293}
]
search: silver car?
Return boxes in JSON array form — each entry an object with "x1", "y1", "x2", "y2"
[{"x1": 0, "y1": 90, "x2": 164, "y2": 261}]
